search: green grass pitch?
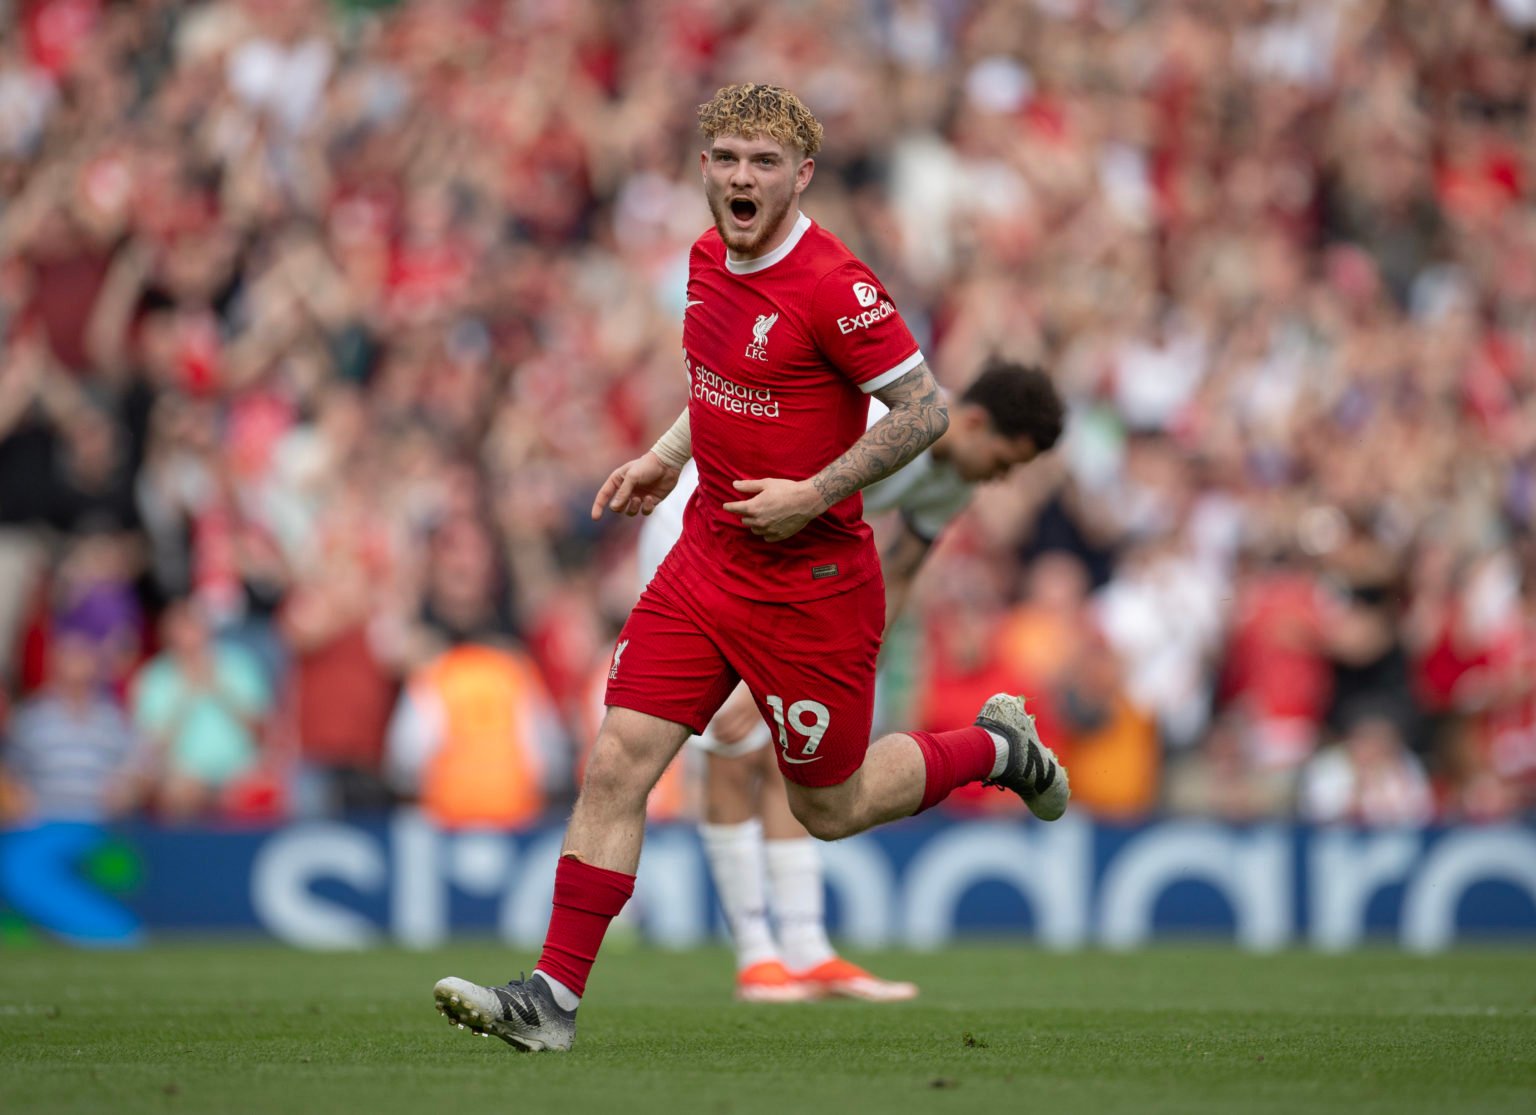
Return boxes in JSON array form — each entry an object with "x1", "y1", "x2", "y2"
[{"x1": 2, "y1": 943, "x2": 1533, "y2": 1114}]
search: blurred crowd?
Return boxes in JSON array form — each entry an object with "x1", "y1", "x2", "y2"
[{"x1": 0, "y1": 0, "x2": 1533, "y2": 832}]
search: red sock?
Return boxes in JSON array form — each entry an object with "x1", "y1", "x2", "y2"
[
  {"x1": 910, "y1": 727, "x2": 998, "y2": 813},
  {"x1": 534, "y1": 855, "x2": 636, "y2": 998}
]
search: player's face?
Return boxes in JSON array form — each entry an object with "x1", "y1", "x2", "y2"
[
  {"x1": 953, "y1": 410, "x2": 1039, "y2": 483},
  {"x1": 701, "y1": 135, "x2": 813, "y2": 258}
]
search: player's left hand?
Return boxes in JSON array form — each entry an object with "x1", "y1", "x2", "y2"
[{"x1": 723, "y1": 478, "x2": 824, "y2": 542}]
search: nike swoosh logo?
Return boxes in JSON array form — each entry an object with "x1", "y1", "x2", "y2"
[
  {"x1": 781, "y1": 750, "x2": 822, "y2": 765},
  {"x1": 685, "y1": 299, "x2": 704, "y2": 310}
]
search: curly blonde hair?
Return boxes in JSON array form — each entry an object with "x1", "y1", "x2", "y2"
[{"x1": 697, "y1": 82, "x2": 824, "y2": 157}]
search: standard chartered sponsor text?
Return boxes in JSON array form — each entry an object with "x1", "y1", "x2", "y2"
[{"x1": 691, "y1": 361, "x2": 781, "y2": 418}]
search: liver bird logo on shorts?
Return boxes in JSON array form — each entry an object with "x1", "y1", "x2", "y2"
[
  {"x1": 609, "y1": 639, "x2": 629, "y2": 680},
  {"x1": 746, "y1": 312, "x2": 779, "y2": 361}
]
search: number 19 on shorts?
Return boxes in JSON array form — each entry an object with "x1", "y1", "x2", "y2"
[{"x1": 765, "y1": 695, "x2": 830, "y2": 764}]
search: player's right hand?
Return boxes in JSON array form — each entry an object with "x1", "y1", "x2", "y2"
[{"x1": 591, "y1": 451, "x2": 682, "y2": 520}]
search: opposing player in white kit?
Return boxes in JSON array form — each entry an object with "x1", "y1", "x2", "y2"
[{"x1": 636, "y1": 358, "x2": 1065, "y2": 1001}]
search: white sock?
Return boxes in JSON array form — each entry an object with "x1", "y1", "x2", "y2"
[
  {"x1": 699, "y1": 819, "x2": 781, "y2": 970},
  {"x1": 986, "y1": 730, "x2": 1009, "y2": 778},
  {"x1": 532, "y1": 969, "x2": 581, "y2": 1012},
  {"x1": 764, "y1": 837, "x2": 836, "y2": 972}
]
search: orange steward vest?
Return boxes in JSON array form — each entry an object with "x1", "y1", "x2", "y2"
[{"x1": 418, "y1": 645, "x2": 549, "y2": 829}]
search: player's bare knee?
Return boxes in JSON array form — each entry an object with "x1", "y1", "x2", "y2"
[
  {"x1": 799, "y1": 810, "x2": 857, "y2": 842},
  {"x1": 786, "y1": 791, "x2": 856, "y2": 841},
  {"x1": 716, "y1": 752, "x2": 758, "y2": 794}
]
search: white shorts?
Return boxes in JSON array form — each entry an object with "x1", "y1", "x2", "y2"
[{"x1": 689, "y1": 719, "x2": 773, "y2": 759}]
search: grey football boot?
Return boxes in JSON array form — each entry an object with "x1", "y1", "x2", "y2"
[
  {"x1": 433, "y1": 972, "x2": 577, "y2": 1052},
  {"x1": 975, "y1": 693, "x2": 1070, "y2": 821}
]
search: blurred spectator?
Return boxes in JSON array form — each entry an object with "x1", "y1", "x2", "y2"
[
  {"x1": 1164, "y1": 711, "x2": 1296, "y2": 822},
  {"x1": 1434, "y1": 552, "x2": 1536, "y2": 820},
  {"x1": 270, "y1": 388, "x2": 402, "y2": 816},
  {"x1": 52, "y1": 535, "x2": 142, "y2": 673},
  {"x1": 0, "y1": 335, "x2": 139, "y2": 534},
  {"x1": 0, "y1": 630, "x2": 144, "y2": 824},
  {"x1": 1481, "y1": 568, "x2": 1536, "y2": 813},
  {"x1": 1318, "y1": 514, "x2": 1421, "y2": 753},
  {"x1": 1220, "y1": 546, "x2": 1333, "y2": 773},
  {"x1": 280, "y1": 533, "x2": 397, "y2": 817},
  {"x1": 407, "y1": 513, "x2": 519, "y2": 665},
  {"x1": 994, "y1": 551, "x2": 1092, "y2": 695},
  {"x1": 1096, "y1": 528, "x2": 1225, "y2": 751},
  {"x1": 385, "y1": 642, "x2": 569, "y2": 830},
  {"x1": 129, "y1": 596, "x2": 271, "y2": 820},
  {"x1": 1299, "y1": 715, "x2": 1435, "y2": 827},
  {"x1": 1052, "y1": 627, "x2": 1159, "y2": 822},
  {"x1": 29, "y1": 532, "x2": 145, "y2": 699}
]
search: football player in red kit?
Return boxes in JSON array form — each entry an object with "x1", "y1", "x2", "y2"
[
  {"x1": 433, "y1": 83, "x2": 1069, "y2": 1052},
  {"x1": 641, "y1": 357, "x2": 1065, "y2": 1004}
]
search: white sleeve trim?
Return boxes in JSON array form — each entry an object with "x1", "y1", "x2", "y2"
[{"x1": 860, "y1": 350, "x2": 926, "y2": 394}]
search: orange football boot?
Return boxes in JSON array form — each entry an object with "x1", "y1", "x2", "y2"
[
  {"x1": 792, "y1": 958, "x2": 919, "y2": 1002},
  {"x1": 734, "y1": 959, "x2": 820, "y2": 1003}
]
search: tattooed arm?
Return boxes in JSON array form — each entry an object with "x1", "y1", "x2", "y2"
[
  {"x1": 724, "y1": 363, "x2": 949, "y2": 543},
  {"x1": 811, "y1": 364, "x2": 948, "y2": 509}
]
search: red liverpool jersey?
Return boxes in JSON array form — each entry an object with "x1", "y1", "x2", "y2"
[{"x1": 669, "y1": 213, "x2": 924, "y2": 602}]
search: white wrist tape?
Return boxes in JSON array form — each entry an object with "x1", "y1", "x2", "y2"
[{"x1": 649, "y1": 410, "x2": 692, "y2": 470}]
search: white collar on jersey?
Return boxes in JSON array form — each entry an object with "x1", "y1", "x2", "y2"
[{"x1": 725, "y1": 211, "x2": 811, "y2": 275}]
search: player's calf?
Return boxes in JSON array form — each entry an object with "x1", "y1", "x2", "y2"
[{"x1": 785, "y1": 791, "x2": 862, "y2": 841}]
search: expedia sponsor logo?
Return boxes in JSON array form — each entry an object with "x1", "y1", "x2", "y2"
[
  {"x1": 688, "y1": 359, "x2": 781, "y2": 418},
  {"x1": 837, "y1": 300, "x2": 896, "y2": 334},
  {"x1": 853, "y1": 281, "x2": 879, "y2": 307}
]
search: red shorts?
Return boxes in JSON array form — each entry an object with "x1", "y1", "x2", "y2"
[{"x1": 605, "y1": 552, "x2": 883, "y2": 787}]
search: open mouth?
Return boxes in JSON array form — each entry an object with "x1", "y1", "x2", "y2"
[{"x1": 729, "y1": 197, "x2": 758, "y2": 226}]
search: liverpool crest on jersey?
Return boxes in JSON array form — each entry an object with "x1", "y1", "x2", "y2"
[{"x1": 746, "y1": 312, "x2": 779, "y2": 361}]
